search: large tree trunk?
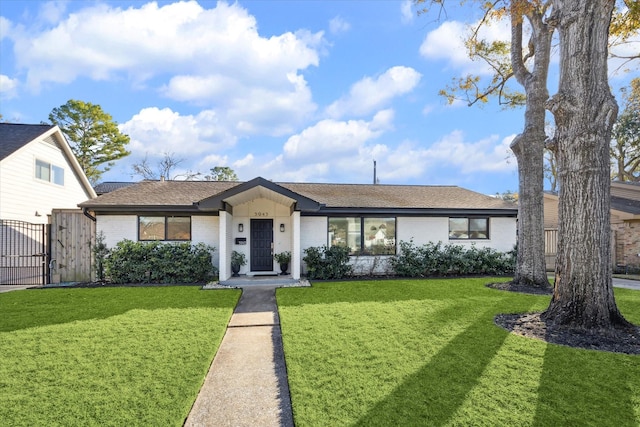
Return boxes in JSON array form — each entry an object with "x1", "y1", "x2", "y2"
[
  {"x1": 509, "y1": 8, "x2": 551, "y2": 288},
  {"x1": 544, "y1": 0, "x2": 630, "y2": 330}
]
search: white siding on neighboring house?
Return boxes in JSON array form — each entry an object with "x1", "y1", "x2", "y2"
[{"x1": 0, "y1": 135, "x2": 93, "y2": 224}]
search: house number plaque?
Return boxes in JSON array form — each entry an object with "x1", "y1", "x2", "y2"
[{"x1": 253, "y1": 211, "x2": 270, "y2": 217}]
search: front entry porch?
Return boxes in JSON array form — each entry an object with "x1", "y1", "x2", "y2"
[
  {"x1": 197, "y1": 178, "x2": 320, "y2": 281},
  {"x1": 218, "y1": 273, "x2": 300, "y2": 287}
]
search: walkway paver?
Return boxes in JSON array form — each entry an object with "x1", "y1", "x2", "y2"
[{"x1": 184, "y1": 285, "x2": 294, "y2": 427}]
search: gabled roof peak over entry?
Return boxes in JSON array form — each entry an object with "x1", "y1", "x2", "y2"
[{"x1": 197, "y1": 177, "x2": 323, "y2": 212}]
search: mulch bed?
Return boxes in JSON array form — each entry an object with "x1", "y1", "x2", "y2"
[{"x1": 489, "y1": 281, "x2": 640, "y2": 355}]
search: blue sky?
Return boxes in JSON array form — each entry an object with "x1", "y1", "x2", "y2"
[{"x1": 1, "y1": 1, "x2": 636, "y2": 194}]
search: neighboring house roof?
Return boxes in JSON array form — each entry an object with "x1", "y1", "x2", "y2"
[
  {"x1": 611, "y1": 196, "x2": 640, "y2": 216},
  {"x1": 545, "y1": 182, "x2": 640, "y2": 223},
  {"x1": 0, "y1": 123, "x2": 55, "y2": 160},
  {"x1": 94, "y1": 181, "x2": 136, "y2": 195},
  {"x1": 79, "y1": 177, "x2": 517, "y2": 215}
]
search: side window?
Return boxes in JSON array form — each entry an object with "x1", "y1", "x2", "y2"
[
  {"x1": 449, "y1": 218, "x2": 489, "y2": 239},
  {"x1": 138, "y1": 216, "x2": 191, "y2": 241},
  {"x1": 35, "y1": 159, "x2": 64, "y2": 186}
]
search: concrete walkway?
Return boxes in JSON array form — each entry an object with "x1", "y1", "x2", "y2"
[{"x1": 184, "y1": 285, "x2": 294, "y2": 427}]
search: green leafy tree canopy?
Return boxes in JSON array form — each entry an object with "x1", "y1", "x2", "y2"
[
  {"x1": 204, "y1": 166, "x2": 239, "y2": 181},
  {"x1": 49, "y1": 99, "x2": 130, "y2": 184}
]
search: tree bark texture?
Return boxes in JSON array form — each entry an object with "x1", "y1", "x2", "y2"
[
  {"x1": 544, "y1": 0, "x2": 630, "y2": 329},
  {"x1": 509, "y1": 5, "x2": 551, "y2": 288}
]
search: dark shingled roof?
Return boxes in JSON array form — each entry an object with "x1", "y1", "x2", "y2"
[
  {"x1": 94, "y1": 181, "x2": 137, "y2": 195},
  {"x1": 611, "y1": 196, "x2": 640, "y2": 215},
  {"x1": 0, "y1": 123, "x2": 55, "y2": 160},
  {"x1": 80, "y1": 179, "x2": 517, "y2": 213}
]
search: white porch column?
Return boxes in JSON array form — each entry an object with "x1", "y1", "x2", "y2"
[
  {"x1": 219, "y1": 211, "x2": 233, "y2": 281},
  {"x1": 291, "y1": 211, "x2": 301, "y2": 279}
]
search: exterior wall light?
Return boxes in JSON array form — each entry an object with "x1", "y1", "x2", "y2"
[
  {"x1": 238, "y1": 223, "x2": 244, "y2": 232},
  {"x1": 280, "y1": 223, "x2": 285, "y2": 232}
]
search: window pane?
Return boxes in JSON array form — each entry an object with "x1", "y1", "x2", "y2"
[
  {"x1": 167, "y1": 217, "x2": 191, "y2": 240},
  {"x1": 364, "y1": 218, "x2": 396, "y2": 255},
  {"x1": 139, "y1": 216, "x2": 165, "y2": 240},
  {"x1": 52, "y1": 165, "x2": 64, "y2": 186},
  {"x1": 469, "y1": 218, "x2": 488, "y2": 239},
  {"x1": 35, "y1": 160, "x2": 50, "y2": 182},
  {"x1": 329, "y1": 217, "x2": 361, "y2": 254},
  {"x1": 449, "y1": 218, "x2": 468, "y2": 239}
]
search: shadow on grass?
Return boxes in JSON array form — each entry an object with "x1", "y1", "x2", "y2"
[
  {"x1": 0, "y1": 287, "x2": 240, "y2": 332},
  {"x1": 533, "y1": 344, "x2": 638, "y2": 426},
  {"x1": 352, "y1": 307, "x2": 510, "y2": 426},
  {"x1": 278, "y1": 278, "x2": 512, "y2": 308}
]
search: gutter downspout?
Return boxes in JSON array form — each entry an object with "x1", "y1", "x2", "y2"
[{"x1": 82, "y1": 207, "x2": 96, "y2": 222}]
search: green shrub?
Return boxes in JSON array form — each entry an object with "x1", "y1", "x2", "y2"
[
  {"x1": 105, "y1": 240, "x2": 217, "y2": 284},
  {"x1": 390, "y1": 240, "x2": 515, "y2": 277},
  {"x1": 92, "y1": 231, "x2": 109, "y2": 281},
  {"x1": 303, "y1": 245, "x2": 352, "y2": 280}
]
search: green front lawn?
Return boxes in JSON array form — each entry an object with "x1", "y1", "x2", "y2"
[
  {"x1": 278, "y1": 279, "x2": 640, "y2": 426},
  {"x1": 0, "y1": 286, "x2": 240, "y2": 426}
]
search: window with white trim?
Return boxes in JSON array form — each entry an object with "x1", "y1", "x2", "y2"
[{"x1": 35, "y1": 159, "x2": 64, "y2": 186}]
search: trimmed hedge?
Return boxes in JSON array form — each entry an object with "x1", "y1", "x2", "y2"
[
  {"x1": 303, "y1": 245, "x2": 352, "y2": 280},
  {"x1": 104, "y1": 240, "x2": 217, "y2": 284},
  {"x1": 389, "y1": 240, "x2": 515, "y2": 277}
]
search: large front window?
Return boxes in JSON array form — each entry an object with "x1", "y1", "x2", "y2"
[
  {"x1": 449, "y1": 217, "x2": 489, "y2": 239},
  {"x1": 139, "y1": 216, "x2": 191, "y2": 241},
  {"x1": 329, "y1": 217, "x2": 396, "y2": 255}
]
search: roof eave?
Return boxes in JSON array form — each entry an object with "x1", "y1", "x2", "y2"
[{"x1": 304, "y1": 207, "x2": 519, "y2": 216}]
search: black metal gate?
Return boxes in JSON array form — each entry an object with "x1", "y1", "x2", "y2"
[{"x1": 0, "y1": 219, "x2": 49, "y2": 285}]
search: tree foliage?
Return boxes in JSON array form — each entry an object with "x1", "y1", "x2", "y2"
[
  {"x1": 204, "y1": 166, "x2": 239, "y2": 181},
  {"x1": 48, "y1": 100, "x2": 130, "y2": 184},
  {"x1": 415, "y1": 0, "x2": 638, "y2": 330},
  {"x1": 417, "y1": 0, "x2": 639, "y2": 107},
  {"x1": 611, "y1": 78, "x2": 640, "y2": 181}
]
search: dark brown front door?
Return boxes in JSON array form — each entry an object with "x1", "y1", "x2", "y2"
[{"x1": 251, "y1": 219, "x2": 273, "y2": 271}]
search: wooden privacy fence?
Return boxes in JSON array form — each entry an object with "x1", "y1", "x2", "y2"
[
  {"x1": 544, "y1": 228, "x2": 616, "y2": 271},
  {"x1": 50, "y1": 209, "x2": 95, "y2": 283}
]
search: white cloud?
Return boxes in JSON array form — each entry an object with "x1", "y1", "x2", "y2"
[
  {"x1": 422, "y1": 104, "x2": 436, "y2": 115},
  {"x1": 0, "y1": 75, "x2": 19, "y2": 98},
  {"x1": 400, "y1": 1, "x2": 414, "y2": 25},
  {"x1": 10, "y1": 1, "x2": 322, "y2": 88},
  {"x1": 424, "y1": 131, "x2": 516, "y2": 173},
  {"x1": 283, "y1": 109, "x2": 394, "y2": 162},
  {"x1": 609, "y1": 37, "x2": 640, "y2": 77},
  {"x1": 37, "y1": 1, "x2": 69, "y2": 25},
  {"x1": 326, "y1": 66, "x2": 421, "y2": 118},
  {"x1": 5, "y1": 1, "x2": 321, "y2": 134},
  {"x1": 419, "y1": 19, "x2": 510, "y2": 75},
  {"x1": 0, "y1": 16, "x2": 13, "y2": 41},
  {"x1": 329, "y1": 16, "x2": 350, "y2": 34},
  {"x1": 120, "y1": 107, "x2": 238, "y2": 159}
]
